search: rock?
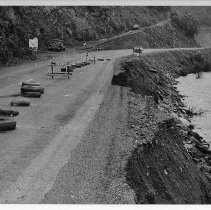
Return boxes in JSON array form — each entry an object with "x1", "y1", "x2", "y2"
[
  {"x1": 185, "y1": 143, "x2": 194, "y2": 150},
  {"x1": 164, "y1": 169, "x2": 168, "y2": 175},
  {"x1": 204, "y1": 172, "x2": 211, "y2": 182},
  {"x1": 195, "y1": 143, "x2": 211, "y2": 155},
  {"x1": 188, "y1": 124, "x2": 194, "y2": 130},
  {"x1": 188, "y1": 131, "x2": 203, "y2": 141},
  {"x1": 198, "y1": 163, "x2": 211, "y2": 173},
  {"x1": 178, "y1": 117, "x2": 191, "y2": 127}
]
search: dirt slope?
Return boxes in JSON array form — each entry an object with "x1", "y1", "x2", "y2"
[
  {"x1": 93, "y1": 20, "x2": 199, "y2": 51},
  {"x1": 115, "y1": 48, "x2": 211, "y2": 203}
]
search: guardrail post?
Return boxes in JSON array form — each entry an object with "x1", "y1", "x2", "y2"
[
  {"x1": 86, "y1": 52, "x2": 88, "y2": 61},
  {"x1": 51, "y1": 64, "x2": 54, "y2": 79}
]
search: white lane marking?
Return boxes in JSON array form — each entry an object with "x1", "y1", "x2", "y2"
[{"x1": 0, "y1": 90, "x2": 104, "y2": 204}]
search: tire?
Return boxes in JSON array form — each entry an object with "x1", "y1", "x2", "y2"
[
  {"x1": 0, "y1": 118, "x2": 16, "y2": 131},
  {"x1": 21, "y1": 92, "x2": 41, "y2": 98},
  {"x1": 22, "y1": 82, "x2": 41, "y2": 87},
  {"x1": 67, "y1": 66, "x2": 73, "y2": 72},
  {"x1": 70, "y1": 64, "x2": 77, "y2": 68},
  {"x1": 21, "y1": 86, "x2": 45, "y2": 94},
  {"x1": 61, "y1": 68, "x2": 67, "y2": 72},
  {"x1": 10, "y1": 99, "x2": 31, "y2": 106},
  {"x1": 74, "y1": 63, "x2": 82, "y2": 68},
  {"x1": 81, "y1": 62, "x2": 89, "y2": 66},
  {"x1": 0, "y1": 108, "x2": 19, "y2": 116}
]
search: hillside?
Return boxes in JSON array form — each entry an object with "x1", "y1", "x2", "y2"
[
  {"x1": 173, "y1": 7, "x2": 211, "y2": 48},
  {"x1": 0, "y1": 6, "x2": 170, "y2": 66},
  {"x1": 173, "y1": 6, "x2": 211, "y2": 26},
  {"x1": 93, "y1": 20, "x2": 198, "y2": 51}
]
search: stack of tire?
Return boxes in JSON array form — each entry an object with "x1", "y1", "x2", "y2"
[
  {"x1": 82, "y1": 61, "x2": 91, "y2": 66},
  {"x1": 21, "y1": 82, "x2": 45, "y2": 98},
  {"x1": 71, "y1": 61, "x2": 90, "y2": 69}
]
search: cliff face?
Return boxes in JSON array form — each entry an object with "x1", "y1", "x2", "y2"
[{"x1": 0, "y1": 6, "x2": 170, "y2": 65}]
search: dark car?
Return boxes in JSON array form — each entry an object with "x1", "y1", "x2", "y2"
[
  {"x1": 132, "y1": 24, "x2": 139, "y2": 30},
  {"x1": 48, "y1": 39, "x2": 65, "y2": 51}
]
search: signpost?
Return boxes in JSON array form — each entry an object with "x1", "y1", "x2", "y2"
[{"x1": 29, "y1": 37, "x2": 38, "y2": 59}]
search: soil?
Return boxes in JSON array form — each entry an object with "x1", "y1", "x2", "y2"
[
  {"x1": 115, "y1": 48, "x2": 211, "y2": 203},
  {"x1": 93, "y1": 21, "x2": 199, "y2": 51}
]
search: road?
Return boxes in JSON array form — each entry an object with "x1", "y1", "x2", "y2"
[
  {"x1": 0, "y1": 49, "x2": 134, "y2": 203},
  {"x1": 0, "y1": 47, "x2": 206, "y2": 203}
]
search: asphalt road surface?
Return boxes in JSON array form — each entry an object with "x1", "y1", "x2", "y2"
[
  {"x1": 0, "y1": 49, "x2": 133, "y2": 203},
  {"x1": 0, "y1": 47, "x2": 205, "y2": 203}
]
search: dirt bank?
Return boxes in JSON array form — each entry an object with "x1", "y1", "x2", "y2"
[
  {"x1": 116, "y1": 48, "x2": 211, "y2": 203},
  {"x1": 94, "y1": 21, "x2": 199, "y2": 51}
]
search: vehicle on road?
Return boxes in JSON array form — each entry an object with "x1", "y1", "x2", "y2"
[
  {"x1": 48, "y1": 39, "x2": 65, "y2": 52},
  {"x1": 132, "y1": 24, "x2": 139, "y2": 30},
  {"x1": 133, "y1": 46, "x2": 144, "y2": 55}
]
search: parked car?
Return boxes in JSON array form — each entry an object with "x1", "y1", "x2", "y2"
[
  {"x1": 48, "y1": 39, "x2": 65, "y2": 51},
  {"x1": 133, "y1": 46, "x2": 143, "y2": 55},
  {"x1": 132, "y1": 24, "x2": 139, "y2": 30}
]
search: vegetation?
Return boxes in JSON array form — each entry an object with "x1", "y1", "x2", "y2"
[
  {"x1": 97, "y1": 21, "x2": 198, "y2": 50},
  {"x1": 170, "y1": 11, "x2": 200, "y2": 38},
  {"x1": 173, "y1": 6, "x2": 211, "y2": 27},
  {"x1": 0, "y1": 6, "x2": 170, "y2": 66}
]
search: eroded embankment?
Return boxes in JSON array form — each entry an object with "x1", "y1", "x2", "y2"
[{"x1": 116, "y1": 49, "x2": 211, "y2": 204}]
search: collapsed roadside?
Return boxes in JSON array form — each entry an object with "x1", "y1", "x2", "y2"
[{"x1": 113, "y1": 48, "x2": 211, "y2": 204}]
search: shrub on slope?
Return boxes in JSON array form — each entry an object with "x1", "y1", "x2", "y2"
[{"x1": 170, "y1": 11, "x2": 200, "y2": 38}]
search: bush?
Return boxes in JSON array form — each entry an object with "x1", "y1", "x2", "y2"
[{"x1": 170, "y1": 11, "x2": 199, "y2": 38}]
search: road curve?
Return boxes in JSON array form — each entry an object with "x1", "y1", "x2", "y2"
[
  {"x1": 0, "y1": 49, "x2": 131, "y2": 203},
  {"x1": 0, "y1": 47, "x2": 207, "y2": 203}
]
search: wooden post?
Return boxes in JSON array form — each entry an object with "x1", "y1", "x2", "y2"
[
  {"x1": 67, "y1": 66, "x2": 71, "y2": 79},
  {"x1": 86, "y1": 52, "x2": 88, "y2": 61},
  {"x1": 50, "y1": 61, "x2": 55, "y2": 79},
  {"x1": 51, "y1": 64, "x2": 54, "y2": 79}
]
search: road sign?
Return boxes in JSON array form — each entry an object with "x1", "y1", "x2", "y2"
[{"x1": 29, "y1": 37, "x2": 38, "y2": 52}]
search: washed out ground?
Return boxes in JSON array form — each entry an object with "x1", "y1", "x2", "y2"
[
  {"x1": 123, "y1": 49, "x2": 211, "y2": 203},
  {"x1": 0, "y1": 27, "x2": 211, "y2": 203},
  {"x1": 41, "y1": 48, "x2": 211, "y2": 204}
]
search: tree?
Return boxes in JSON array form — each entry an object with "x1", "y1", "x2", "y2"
[{"x1": 170, "y1": 11, "x2": 200, "y2": 38}]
